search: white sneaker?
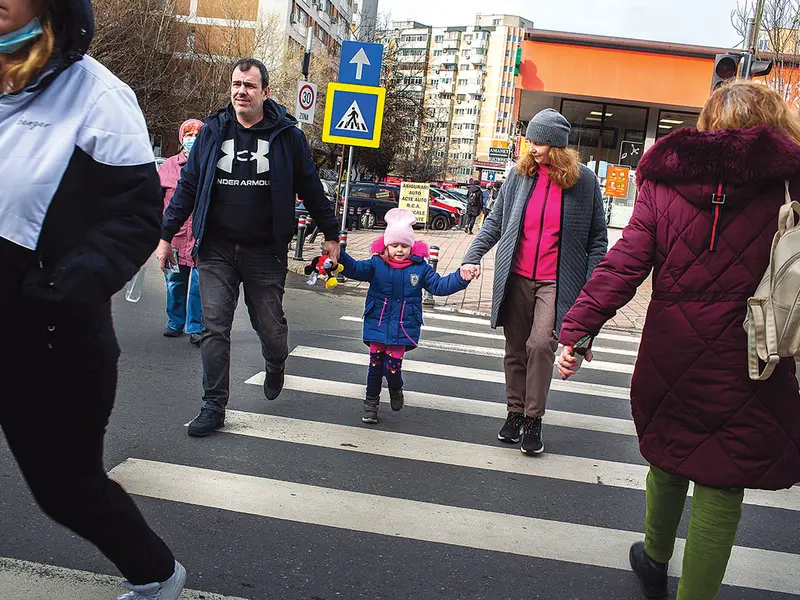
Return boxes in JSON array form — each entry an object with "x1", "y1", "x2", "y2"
[{"x1": 117, "y1": 561, "x2": 186, "y2": 600}]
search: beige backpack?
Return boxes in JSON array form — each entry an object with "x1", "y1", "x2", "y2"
[{"x1": 745, "y1": 181, "x2": 800, "y2": 380}]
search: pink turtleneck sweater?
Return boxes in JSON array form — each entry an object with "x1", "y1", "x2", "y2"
[{"x1": 512, "y1": 165, "x2": 563, "y2": 280}]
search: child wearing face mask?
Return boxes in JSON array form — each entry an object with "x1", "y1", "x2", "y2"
[{"x1": 339, "y1": 208, "x2": 476, "y2": 423}]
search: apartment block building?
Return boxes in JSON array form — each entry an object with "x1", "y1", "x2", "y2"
[
  {"x1": 175, "y1": 0, "x2": 362, "y2": 59},
  {"x1": 388, "y1": 14, "x2": 533, "y2": 182}
]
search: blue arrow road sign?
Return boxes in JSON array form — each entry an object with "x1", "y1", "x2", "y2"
[
  {"x1": 322, "y1": 83, "x2": 386, "y2": 148},
  {"x1": 338, "y1": 40, "x2": 383, "y2": 87},
  {"x1": 486, "y1": 171, "x2": 496, "y2": 182}
]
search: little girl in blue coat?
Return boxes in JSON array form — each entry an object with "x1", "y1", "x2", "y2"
[{"x1": 340, "y1": 208, "x2": 474, "y2": 423}]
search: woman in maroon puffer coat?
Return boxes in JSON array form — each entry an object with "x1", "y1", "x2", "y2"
[{"x1": 558, "y1": 81, "x2": 800, "y2": 600}]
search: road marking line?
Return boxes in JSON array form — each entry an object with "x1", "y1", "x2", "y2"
[
  {"x1": 340, "y1": 316, "x2": 506, "y2": 341},
  {"x1": 340, "y1": 319, "x2": 636, "y2": 373},
  {"x1": 288, "y1": 345, "x2": 632, "y2": 400},
  {"x1": 244, "y1": 375, "x2": 637, "y2": 436},
  {"x1": 422, "y1": 312, "x2": 494, "y2": 326},
  {"x1": 0, "y1": 557, "x2": 248, "y2": 600},
  {"x1": 109, "y1": 459, "x2": 800, "y2": 594},
  {"x1": 219, "y1": 409, "x2": 799, "y2": 513}
]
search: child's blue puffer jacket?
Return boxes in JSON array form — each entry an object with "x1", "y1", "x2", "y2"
[{"x1": 340, "y1": 251, "x2": 468, "y2": 349}]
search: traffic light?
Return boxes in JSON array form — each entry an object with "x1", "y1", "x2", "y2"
[
  {"x1": 711, "y1": 53, "x2": 740, "y2": 90},
  {"x1": 513, "y1": 46, "x2": 522, "y2": 76},
  {"x1": 748, "y1": 59, "x2": 773, "y2": 78}
]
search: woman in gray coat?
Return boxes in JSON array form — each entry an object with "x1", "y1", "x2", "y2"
[{"x1": 462, "y1": 108, "x2": 608, "y2": 454}]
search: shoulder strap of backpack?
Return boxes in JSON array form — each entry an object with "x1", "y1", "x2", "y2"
[{"x1": 747, "y1": 297, "x2": 781, "y2": 380}]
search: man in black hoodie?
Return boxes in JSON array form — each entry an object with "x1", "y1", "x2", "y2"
[{"x1": 159, "y1": 58, "x2": 339, "y2": 437}]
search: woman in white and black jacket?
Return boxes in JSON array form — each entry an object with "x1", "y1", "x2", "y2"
[{"x1": 0, "y1": 1, "x2": 185, "y2": 598}]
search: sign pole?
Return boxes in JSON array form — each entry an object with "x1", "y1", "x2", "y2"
[
  {"x1": 298, "y1": 28, "x2": 313, "y2": 131},
  {"x1": 341, "y1": 145, "x2": 355, "y2": 231}
]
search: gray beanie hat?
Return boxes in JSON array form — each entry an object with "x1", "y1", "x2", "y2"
[{"x1": 525, "y1": 108, "x2": 571, "y2": 148}]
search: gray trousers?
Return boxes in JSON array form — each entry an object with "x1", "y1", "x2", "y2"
[
  {"x1": 196, "y1": 239, "x2": 289, "y2": 413},
  {"x1": 502, "y1": 275, "x2": 557, "y2": 418}
]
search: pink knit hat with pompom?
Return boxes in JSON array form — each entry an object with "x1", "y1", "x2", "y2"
[{"x1": 383, "y1": 208, "x2": 416, "y2": 247}]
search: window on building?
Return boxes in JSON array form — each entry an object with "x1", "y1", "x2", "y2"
[
  {"x1": 656, "y1": 109, "x2": 699, "y2": 140},
  {"x1": 559, "y1": 98, "x2": 649, "y2": 177},
  {"x1": 493, "y1": 18, "x2": 501, "y2": 25},
  {"x1": 458, "y1": 78, "x2": 468, "y2": 85},
  {"x1": 435, "y1": 35, "x2": 444, "y2": 42}
]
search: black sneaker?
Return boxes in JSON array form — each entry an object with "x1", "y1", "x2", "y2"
[
  {"x1": 189, "y1": 333, "x2": 202, "y2": 346},
  {"x1": 498, "y1": 411, "x2": 524, "y2": 443},
  {"x1": 521, "y1": 416, "x2": 544, "y2": 454},
  {"x1": 187, "y1": 408, "x2": 225, "y2": 437},
  {"x1": 389, "y1": 388, "x2": 404, "y2": 411},
  {"x1": 263, "y1": 367, "x2": 285, "y2": 401},
  {"x1": 629, "y1": 541, "x2": 668, "y2": 599},
  {"x1": 163, "y1": 326, "x2": 183, "y2": 338}
]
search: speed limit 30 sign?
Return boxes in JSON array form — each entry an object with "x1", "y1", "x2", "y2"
[{"x1": 295, "y1": 81, "x2": 318, "y2": 125}]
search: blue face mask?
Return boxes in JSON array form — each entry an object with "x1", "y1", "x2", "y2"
[
  {"x1": 0, "y1": 18, "x2": 44, "y2": 55},
  {"x1": 183, "y1": 138, "x2": 196, "y2": 154}
]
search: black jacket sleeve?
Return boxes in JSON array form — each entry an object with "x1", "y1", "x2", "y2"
[
  {"x1": 24, "y1": 161, "x2": 162, "y2": 308},
  {"x1": 162, "y1": 125, "x2": 208, "y2": 242},
  {"x1": 292, "y1": 129, "x2": 339, "y2": 242}
]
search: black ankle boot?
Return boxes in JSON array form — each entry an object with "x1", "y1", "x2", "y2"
[{"x1": 629, "y1": 541, "x2": 668, "y2": 599}]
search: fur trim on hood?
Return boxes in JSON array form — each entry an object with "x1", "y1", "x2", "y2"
[
  {"x1": 370, "y1": 236, "x2": 430, "y2": 259},
  {"x1": 636, "y1": 126, "x2": 800, "y2": 187}
]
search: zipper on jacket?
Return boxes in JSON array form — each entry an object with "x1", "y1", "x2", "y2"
[
  {"x1": 532, "y1": 179, "x2": 553, "y2": 280},
  {"x1": 377, "y1": 298, "x2": 388, "y2": 327},
  {"x1": 709, "y1": 183, "x2": 725, "y2": 252},
  {"x1": 552, "y1": 186, "x2": 566, "y2": 335}
]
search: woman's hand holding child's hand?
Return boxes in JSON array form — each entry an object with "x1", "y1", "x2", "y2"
[{"x1": 460, "y1": 265, "x2": 481, "y2": 281}]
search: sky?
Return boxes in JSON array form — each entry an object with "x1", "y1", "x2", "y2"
[{"x1": 378, "y1": 0, "x2": 745, "y2": 48}]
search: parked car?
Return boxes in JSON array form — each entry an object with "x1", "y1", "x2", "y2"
[
  {"x1": 339, "y1": 182, "x2": 457, "y2": 231},
  {"x1": 431, "y1": 186, "x2": 467, "y2": 213}
]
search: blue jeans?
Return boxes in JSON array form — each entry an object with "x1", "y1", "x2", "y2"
[{"x1": 165, "y1": 266, "x2": 202, "y2": 334}]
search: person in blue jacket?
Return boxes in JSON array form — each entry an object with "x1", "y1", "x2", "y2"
[{"x1": 340, "y1": 208, "x2": 476, "y2": 423}]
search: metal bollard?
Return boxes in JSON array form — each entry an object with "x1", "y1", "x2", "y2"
[
  {"x1": 293, "y1": 215, "x2": 307, "y2": 261},
  {"x1": 356, "y1": 207, "x2": 362, "y2": 230},
  {"x1": 423, "y1": 245, "x2": 440, "y2": 306},
  {"x1": 337, "y1": 231, "x2": 348, "y2": 283},
  {"x1": 347, "y1": 206, "x2": 355, "y2": 231},
  {"x1": 365, "y1": 209, "x2": 372, "y2": 229}
]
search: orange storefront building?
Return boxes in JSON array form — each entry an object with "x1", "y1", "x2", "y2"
[{"x1": 513, "y1": 30, "x2": 723, "y2": 227}]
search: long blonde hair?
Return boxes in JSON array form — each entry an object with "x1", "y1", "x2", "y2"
[
  {"x1": 517, "y1": 146, "x2": 581, "y2": 189},
  {"x1": 698, "y1": 80, "x2": 800, "y2": 144},
  {"x1": 0, "y1": 14, "x2": 55, "y2": 94}
]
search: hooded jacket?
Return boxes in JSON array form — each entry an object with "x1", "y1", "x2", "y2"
[
  {"x1": 162, "y1": 103, "x2": 339, "y2": 252},
  {"x1": 560, "y1": 126, "x2": 800, "y2": 491},
  {"x1": 0, "y1": 0, "x2": 160, "y2": 336},
  {"x1": 340, "y1": 238, "x2": 468, "y2": 349}
]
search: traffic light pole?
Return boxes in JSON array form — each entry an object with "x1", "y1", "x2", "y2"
[{"x1": 741, "y1": 0, "x2": 767, "y2": 79}]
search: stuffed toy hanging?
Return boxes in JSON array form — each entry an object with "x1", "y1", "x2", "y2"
[{"x1": 304, "y1": 255, "x2": 344, "y2": 290}]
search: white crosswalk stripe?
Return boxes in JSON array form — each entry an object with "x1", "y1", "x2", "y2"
[
  {"x1": 340, "y1": 316, "x2": 637, "y2": 373},
  {"x1": 251, "y1": 375, "x2": 638, "y2": 436},
  {"x1": 97, "y1": 306, "x2": 798, "y2": 597},
  {"x1": 287, "y1": 345, "x2": 633, "y2": 399},
  {"x1": 109, "y1": 459, "x2": 800, "y2": 595}
]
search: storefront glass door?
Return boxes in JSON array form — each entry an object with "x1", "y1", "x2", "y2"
[{"x1": 560, "y1": 99, "x2": 648, "y2": 228}]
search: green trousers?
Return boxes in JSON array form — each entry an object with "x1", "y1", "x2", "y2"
[{"x1": 644, "y1": 466, "x2": 744, "y2": 600}]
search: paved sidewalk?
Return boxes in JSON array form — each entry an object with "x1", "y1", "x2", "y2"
[{"x1": 288, "y1": 226, "x2": 651, "y2": 333}]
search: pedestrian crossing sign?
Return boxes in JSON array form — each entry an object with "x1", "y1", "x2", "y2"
[{"x1": 322, "y1": 82, "x2": 386, "y2": 148}]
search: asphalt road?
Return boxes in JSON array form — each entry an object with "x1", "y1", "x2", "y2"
[{"x1": 0, "y1": 261, "x2": 798, "y2": 600}]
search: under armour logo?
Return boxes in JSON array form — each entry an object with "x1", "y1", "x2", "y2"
[{"x1": 217, "y1": 139, "x2": 270, "y2": 174}]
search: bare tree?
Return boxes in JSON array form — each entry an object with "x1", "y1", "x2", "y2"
[{"x1": 732, "y1": 0, "x2": 800, "y2": 106}]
